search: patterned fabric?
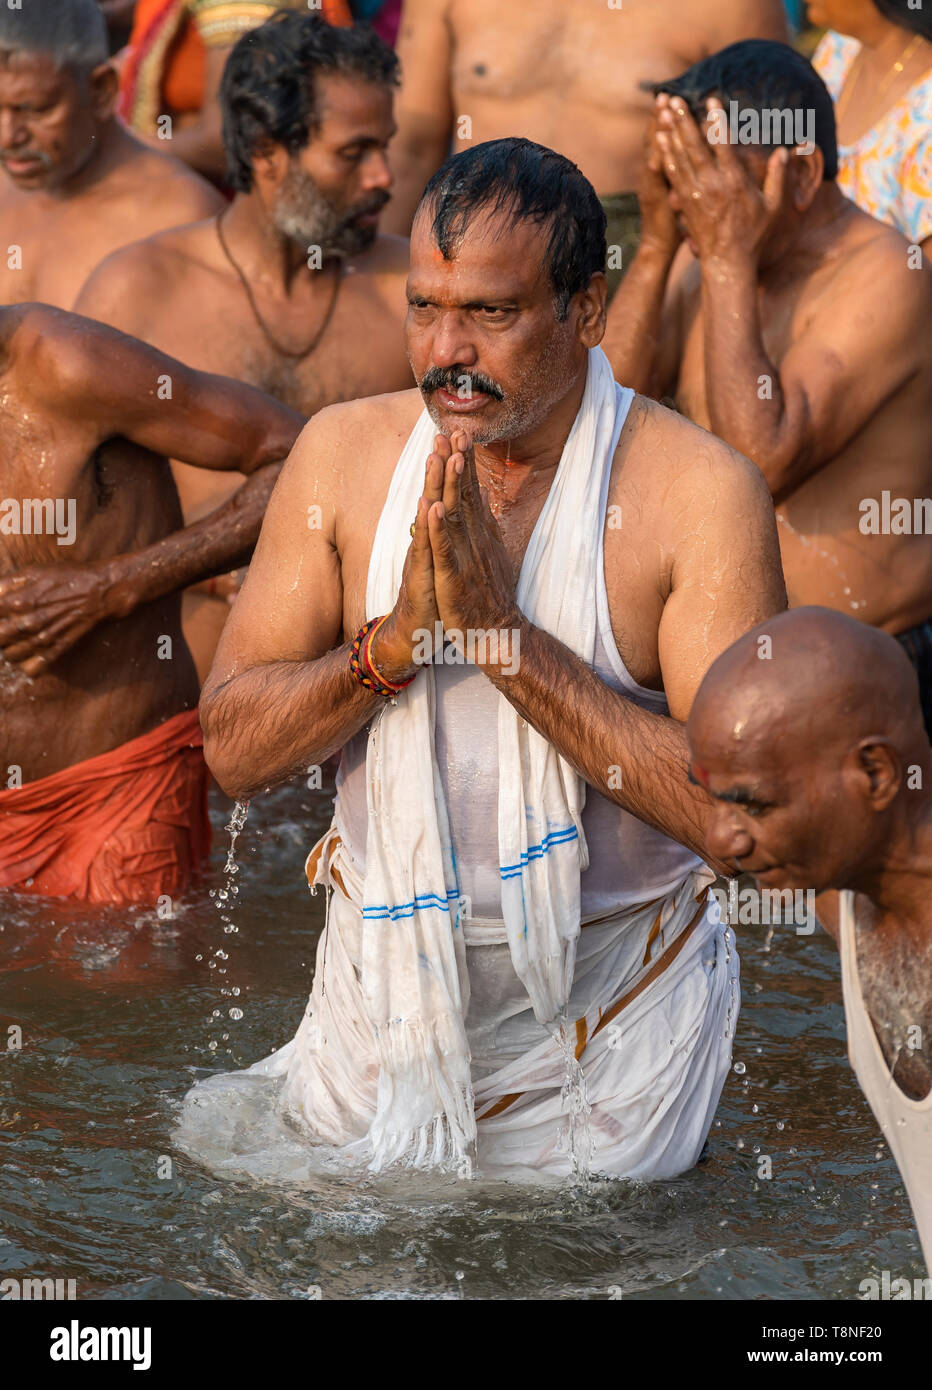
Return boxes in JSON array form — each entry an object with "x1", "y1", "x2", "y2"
[
  {"x1": 119, "y1": 0, "x2": 351, "y2": 133},
  {"x1": 813, "y1": 30, "x2": 932, "y2": 244}
]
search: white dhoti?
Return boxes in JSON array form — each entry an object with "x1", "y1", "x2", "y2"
[
  {"x1": 176, "y1": 348, "x2": 739, "y2": 1182},
  {"x1": 183, "y1": 828, "x2": 737, "y2": 1182}
]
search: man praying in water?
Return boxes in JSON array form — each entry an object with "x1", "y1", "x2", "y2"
[
  {"x1": 687, "y1": 607, "x2": 932, "y2": 1270},
  {"x1": 183, "y1": 139, "x2": 786, "y2": 1180}
]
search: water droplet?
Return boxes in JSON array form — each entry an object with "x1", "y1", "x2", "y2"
[
  {"x1": 736, "y1": 1139, "x2": 745, "y2": 1150},
  {"x1": 229, "y1": 1007, "x2": 243, "y2": 1021},
  {"x1": 455, "y1": 1271, "x2": 464, "y2": 1282},
  {"x1": 733, "y1": 1061, "x2": 746, "y2": 1074},
  {"x1": 751, "y1": 1104, "x2": 759, "y2": 1113},
  {"x1": 776, "y1": 1121, "x2": 785, "y2": 1131}
]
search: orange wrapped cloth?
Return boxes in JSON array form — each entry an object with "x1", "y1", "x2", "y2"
[
  {"x1": 0, "y1": 710, "x2": 211, "y2": 906},
  {"x1": 119, "y1": 0, "x2": 353, "y2": 135}
]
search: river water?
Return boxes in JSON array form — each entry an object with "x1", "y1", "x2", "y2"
[{"x1": 1, "y1": 778, "x2": 925, "y2": 1300}]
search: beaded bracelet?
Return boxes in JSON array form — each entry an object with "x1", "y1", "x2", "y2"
[{"x1": 349, "y1": 615, "x2": 417, "y2": 701}]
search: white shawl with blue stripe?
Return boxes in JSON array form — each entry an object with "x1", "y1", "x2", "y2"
[{"x1": 361, "y1": 348, "x2": 632, "y2": 1172}]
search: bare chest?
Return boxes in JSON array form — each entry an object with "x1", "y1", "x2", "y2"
[
  {"x1": 0, "y1": 195, "x2": 136, "y2": 308},
  {"x1": 338, "y1": 447, "x2": 665, "y2": 689},
  {"x1": 857, "y1": 919, "x2": 932, "y2": 1101},
  {"x1": 450, "y1": 0, "x2": 704, "y2": 109},
  {"x1": 145, "y1": 274, "x2": 410, "y2": 415},
  {"x1": 676, "y1": 272, "x2": 819, "y2": 428}
]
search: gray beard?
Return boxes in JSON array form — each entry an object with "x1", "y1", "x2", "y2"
[{"x1": 273, "y1": 166, "x2": 376, "y2": 257}]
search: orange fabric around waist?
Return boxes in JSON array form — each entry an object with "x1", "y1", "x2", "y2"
[{"x1": 0, "y1": 709, "x2": 211, "y2": 906}]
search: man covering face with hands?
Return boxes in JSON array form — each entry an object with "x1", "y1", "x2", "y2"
[{"x1": 603, "y1": 40, "x2": 932, "y2": 734}]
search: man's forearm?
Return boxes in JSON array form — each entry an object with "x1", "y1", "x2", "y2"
[
  {"x1": 104, "y1": 465, "x2": 281, "y2": 618},
  {"x1": 601, "y1": 241, "x2": 676, "y2": 394},
  {"x1": 201, "y1": 644, "x2": 384, "y2": 800},
  {"x1": 483, "y1": 618, "x2": 729, "y2": 874},
  {"x1": 381, "y1": 132, "x2": 449, "y2": 235},
  {"x1": 701, "y1": 257, "x2": 794, "y2": 492}
]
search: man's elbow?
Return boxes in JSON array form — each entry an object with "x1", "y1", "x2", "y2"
[{"x1": 199, "y1": 694, "x2": 247, "y2": 799}]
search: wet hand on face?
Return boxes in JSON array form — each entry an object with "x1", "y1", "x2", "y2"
[{"x1": 654, "y1": 94, "x2": 800, "y2": 265}]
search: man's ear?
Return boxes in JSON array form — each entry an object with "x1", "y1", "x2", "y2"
[
  {"x1": 578, "y1": 271, "x2": 607, "y2": 349},
  {"x1": 853, "y1": 738, "x2": 902, "y2": 811},
  {"x1": 790, "y1": 143, "x2": 824, "y2": 213},
  {"x1": 88, "y1": 61, "x2": 119, "y2": 122},
  {"x1": 251, "y1": 140, "x2": 292, "y2": 193}
]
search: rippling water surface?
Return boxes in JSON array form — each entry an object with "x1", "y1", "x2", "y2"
[{"x1": 1, "y1": 780, "x2": 925, "y2": 1300}]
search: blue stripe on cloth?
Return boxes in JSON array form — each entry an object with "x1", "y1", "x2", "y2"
[
  {"x1": 499, "y1": 825, "x2": 579, "y2": 880},
  {"x1": 362, "y1": 888, "x2": 459, "y2": 921}
]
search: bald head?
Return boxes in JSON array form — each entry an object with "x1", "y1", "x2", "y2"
[
  {"x1": 687, "y1": 608, "x2": 930, "y2": 893},
  {"x1": 691, "y1": 607, "x2": 926, "y2": 763}
]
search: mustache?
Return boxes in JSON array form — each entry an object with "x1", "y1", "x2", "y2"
[
  {"x1": 419, "y1": 366, "x2": 505, "y2": 401},
  {"x1": 0, "y1": 150, "x2": 51, "y2": 167},
  {"x1": 343, "y1": 189, "x2": 391, "y2": 222}
]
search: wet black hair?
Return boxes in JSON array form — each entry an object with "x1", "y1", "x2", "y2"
[
  {"x1": 650, "y1": 39, "x2": 838, "y2": 181},
  {"x1": 872, "y1": 0, "x2": 932, "y2": 41},
  {"x1": 220, "y1": 11, "x2": 399, "y2": 194},
  {"x1": 416, "y1": 137, "x2": 607, "y2": 320}
]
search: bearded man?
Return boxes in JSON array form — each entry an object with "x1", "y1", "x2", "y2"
[{"x1": 76, "y1": 12, "x2": 411, "y2": 676}]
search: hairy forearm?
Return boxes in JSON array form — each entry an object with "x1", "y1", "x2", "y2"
[
  {"x1": 483, "y1": 618, "x2": 729, "y2": 874},
  {"x1": 201, "y1": 644, "x2": 384, "y2": 800},
  {"x1": 701, "y1": 257, "x2": 795, "y2": 492},
  {"x1": 601, "y1": 241, "x2": 676, "y2": 394},
  {"x1": 105, "y1": 465, "x2": 280, "y2": 617}
]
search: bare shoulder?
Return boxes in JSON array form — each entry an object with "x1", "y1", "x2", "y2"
[
  {"x1": 77, "y1": 218, "x2": 219, "y2": 311},
  {"x1": 616, "y1": 393, "x2": 773, "y2": 523},
  {"x1": 284, "y1": 388, "x2": 423, "y2": 493},
  {"x1": 0, "y1": 302, "x2": 114, "y2": 407},
  {"x1": 116, "y1": 139, "x2": 223, "y2": 220},
  {"x1": 824, "y1": 210, "x2": 932, "y2": 322},
  {"x1": 0, "y1": 302, "x2": 38, "y2": 375}
]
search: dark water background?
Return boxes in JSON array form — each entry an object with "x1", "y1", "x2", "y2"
[{"x1": 1, "y1": 779, "x2": 925, "y2": 1300}]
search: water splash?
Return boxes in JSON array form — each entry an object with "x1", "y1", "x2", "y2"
[
  {"x1": 555, "y1": 1024, "x2": 593, "y2": 1183},
  {"x1": 206, "y1": 800, "x2": 249, "y2": 1054}
]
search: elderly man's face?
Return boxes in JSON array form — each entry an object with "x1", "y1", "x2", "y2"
[
  {"x1": 405, "y1": 205, "x2": 587, "y2": 445},
  {"x1": 686, "y1": 714, "x2": 869, "y2": 894},
  {"x1": 0, "y1": 52, "x2": 107, "y2": 190}
]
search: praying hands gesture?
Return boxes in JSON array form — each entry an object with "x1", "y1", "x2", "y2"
[
  {"x1": 370, "y1": 430, "x2": 521, "y2": 682},
  {"x1": 657, "y1": 95, "x2": 791, "y2": 267}
]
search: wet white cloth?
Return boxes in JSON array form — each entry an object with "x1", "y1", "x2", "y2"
[
  {"x1": 174, "y1": 831, "x2": 738, "y2": 1182},
  {"x1": 359, "y1": 347, "x2": 631, "y2": 1171},
  {"x1": 839, "y1": 891, "x2": 932, "y2": 1272}
]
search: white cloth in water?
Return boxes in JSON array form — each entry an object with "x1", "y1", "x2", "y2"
[
  {"x1": 359, "y1": 347, "x2": 631, "y2": 1172},
  {"x1": 839, "y1": 890, "x2": 932, "y2": 1272},
  {"x1": 175, "y1": 830, "x2": 738, "y2": 1182},
  {"x1": 175, "y1": 350, "x2": 738, "y2": 1181}
]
